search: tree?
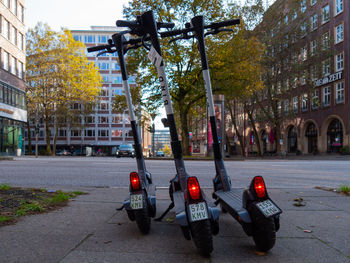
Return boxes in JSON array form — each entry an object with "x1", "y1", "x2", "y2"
[
  {"x1": 26, "y1": 23, "x2": 102, "y2": 155},
  {"x1": 123, "y1": 0, "x2": 229, "y2": 155}
]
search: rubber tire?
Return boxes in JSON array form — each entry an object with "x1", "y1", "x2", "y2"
[
  {"x1": 135, "y1": 199, "x2": 151, "y2": 234},
  {"x1": 190, "y1": 219, "x2": 213, "y2": 257},
  {"x1": 249, "y1": 204, "x2": 276, "y2": 252}
]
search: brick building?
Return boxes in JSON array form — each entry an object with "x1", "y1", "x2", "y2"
[
  {"x1": 0, "y1": 0, "x2": 26, "y2": 156},
  {"x1": 234, "y1": 0, "x2": 349, "y2": 155}
]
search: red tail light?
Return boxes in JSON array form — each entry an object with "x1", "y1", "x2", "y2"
[
  {"x1": 188, "y1": 177, "x2": 201, "y2": 200},
  {"x1": 130, "y1": 172, "x2": 140, "y2": 191},
  {"x1": 254, "y1": 176, "x2": 266, "y2": 198}
]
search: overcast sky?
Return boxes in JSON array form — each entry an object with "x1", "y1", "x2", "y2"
[{"x1": 26, "y1": 0, "x2": 130, "y2": 31}]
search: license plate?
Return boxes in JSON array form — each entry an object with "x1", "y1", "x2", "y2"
[
  {"x1": 256, "y1": 199, "x2": 281, "y2": 217},
  {"x1": 130, "y1": 194, "x2": 143, "y2": 209},
  {"x1": 189, "y1": 202, "x2": 209, "y2": 222}
]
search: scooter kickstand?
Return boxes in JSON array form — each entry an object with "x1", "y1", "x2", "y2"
[
  {"x1": 154, "y1": 202, "x2": 175, "y2": 221},
  {"x1": 116, "y1": 204, "x2": 125, "y2": 211}
]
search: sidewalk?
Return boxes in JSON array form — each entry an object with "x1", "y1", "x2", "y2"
[{"x1": 0, "y1": 187, "x2": 349, "y2": 263}]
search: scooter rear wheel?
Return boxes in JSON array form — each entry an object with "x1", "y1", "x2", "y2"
[
  {"x1": 190, "y1": 219, "x2": 213, "y2": 257},
  {"x1": 135, "y1": 199, "x2": 151, "y2": 234},
  {"x1": 249, "y1": 204, "x2": 276, "y2": 252}
]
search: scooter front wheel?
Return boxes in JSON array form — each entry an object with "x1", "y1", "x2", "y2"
[
  {"x1": 248, "y1": 203, "x2": 276, "y2": 252},
  {"x1": 134, "y1": 199, "x2": 151, "y2": 234},
  {"x1": 190, "y1": 219, "x2": 213, "y2": 257}
]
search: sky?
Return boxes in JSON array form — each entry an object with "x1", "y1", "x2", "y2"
[
  {"x1": 26, "y1": 0, "x2": 130, "y2": 31},
  {"x1": 25, "y1": 0, "x2": 274, "y2": 130}
]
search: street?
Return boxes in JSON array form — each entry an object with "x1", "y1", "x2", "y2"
[{"x1": 0, "y1": 157, "x2": 349, "y2": 189}]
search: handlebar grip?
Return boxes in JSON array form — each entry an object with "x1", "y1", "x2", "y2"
[
  {"x1": 206, "y1": 19, "x2": 240, "y2": 29},
  {"x1": 116, "y1": 20, "x2": 138, "y2": 28},
  {"x1": 157, "y1": 22, "x2": 175, "y2": 29},
  {"x1": 160, "y1": 28, "x2": 189, "y2": 38},
  {"x1": 87, "y1": 45, "x2": 109, "y2": 52}
]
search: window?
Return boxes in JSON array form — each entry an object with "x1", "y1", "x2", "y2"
[
  {"x1": 3, "y1": 19, "x2": 10, "y2": 39},
  {"x1": 277, "y1": 82, "x2": 281, "y2": 94},
  {"x1": 98, "y1": 35, "x2": 108, "y2": 43},
  {"x1": 335, "y1": 52, "x2": 344, "y2": 71},
  {"x1": 311, "y1": 65, "x2": 318, "y2": 80},
  {"x1": 113, "y1": 63, "x2": 120, "y2": 70},
  {"x1": 292, "y1": 10, "x2": 297, "y2": 20},
  {"x1": 311, "y1": 0, "x2": 317, "y2": 6},
  {"x1": 322, "y1": 5, "x2": 330, "y2": 24},
  {"x1": 301, "y1": 0, "x2": 307, "y2": 12},
  {"x1": 292, "y1": 33, "x2": 296, "y2": 43},
  {"x1": 99, "y1": 102, "x2": 109, "y2": 111},
  {"x1": 98, "y1": 116, "x2": 108, "y2": 124},
  {"x1": 310, "y1": 40, "x2": 317, "y2": 56},
  {"x1": 19, "y1": 4, "x2": 24, "y2": 22},
  {"x1": 311, "y1": 14, "x2": 318, "y2": 31},
  {"x1": 5, "y1": 0, "x2": 10, "y2": 8},
  {"x1": 293, "y1": 97, "x2": 298, "y2": 112},
  {"x1": 335, "y1": 0, "x2": 343, "y2": 15},
  {"x1": 335, "y1": 82, "x2": 344, "y2": 103},
  {"x1": 112, "y1": 89, "x2": 123, "y2": 96},
  {"x1": 58, "y1": 129, "x2": 67, "y2": 137},
  {"x1": 323, "y1": 86, "x2": 331, "y2": 106},
  {"x1": 17, "y1": 61, "x2": 23, "y2": 78},
  {"x1": 11, "y1": 26, "x2": 17, "y2": 45},
  {"x1": 84, "y1": 130, "x2": 95, "y2": 137},
  {"x1": 300, "y1": 21, "x2": 307, "y2": 37},
  {"x1": 322, "y1": 59, "x2": 330, "y2": 76},
  {"x1": 85, "y1": 116, "x2": 95, "y2": 124},
  {"x1": 301, "y1": 71, "x2": 307, "y2": 85},
  {"x1": 285, "y1": 79, "x2": 290, "y2": 90},
  {"x1": 84, "y1": 35, "x2": 95, "y2": 43},
  {"x1": 335, "y1": 24, "x2": 344, "y2": 44},
  {"x1": 71, "y1": 130, "x2": 81, "y2": 137},
  {"x1": 73, "y1": 35, "x2": 82, "y2": 42},
  {"x1": 322, "y1": 32, "x2": 330, "y2": 50},
  {"x1": 98, "y1": 62, "x2": 109, "y2": 70},
  {"x1": 284, "y1": 15, "x2": 288, "y2": 25},
  {"x1": 277, "y1": 101, "x2": 282, "y2": 114},
  {"x1": 112, "y1": 76, "x2": 122, "y2": 84},
  {"x1": 312, "y1": 90, "x2": 319, "y2": 109},
  {"x1": 284, "y1": 100, "x2": 289, "y2": 114},
  {"x1": 301, "y1": 46, "x2": 307, "y2": 61},
  {"x1": 98, "y1": 130, "x2": 109, "y2": 137},
  {"x1": 11, "y1": 0, "x2": 17, "y2": 15},
  {"x1": 128, "y1": 76, "x2": 136, "y2": 84},
  {"x1": 301, "y1": 94, "x2": 308, "y2": 111},
  {"x1": 100, "y1": 89, "x2": 109, "y2": 97},
  {"x1": 3, "y1": 51, "x2": 9, "y2": 71},
  {"x1": 18, "y1": 32, "x2": 23, "y2": 50},
  {"x1": 102, "y1": 75, "x2": 110, "y2": 83}
]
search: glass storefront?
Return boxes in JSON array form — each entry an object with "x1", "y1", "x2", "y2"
[{"x1": 0, "y1": 117, "x2": 25, "y2": 156}]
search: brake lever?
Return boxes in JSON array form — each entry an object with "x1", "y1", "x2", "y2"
[
  {"x1": 204, "y1": 28, "x2": 234, "y2": 37},
  {"x1": 169, "y1": 32, "x2": 194, "y2": 44}
]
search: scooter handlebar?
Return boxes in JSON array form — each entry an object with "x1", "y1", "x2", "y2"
[
  {"x1": 116, "y1": 20, "x2": 138, "y2": 28},
  {"x1": 87, "y1": 44, "x2": 113, "y2": 53},
  {"x1": 160, "y1": 28, "x2": 190, "y2": 38},
  {"x1": 205, "y1": 19, "x2": 240, "y2": 30}
]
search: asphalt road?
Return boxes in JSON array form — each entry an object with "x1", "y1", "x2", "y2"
[{"x1": 1, "y1": 157, "x2": 349, "y2": 189}]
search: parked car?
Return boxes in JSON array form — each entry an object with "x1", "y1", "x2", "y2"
[
  {"x1": 56, "y1": 149, "x2": 71, "y2": 156},
  {"x1": 156, "y1": 151, "x2": 164, "y2": 157},
  {"x1": 116, "y1": 144, "x2": 135, "y2": 158}
]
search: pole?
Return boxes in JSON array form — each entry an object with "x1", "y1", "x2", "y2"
[{"x1": 122, "y1": 110, "x2": 125, "y2": 144}]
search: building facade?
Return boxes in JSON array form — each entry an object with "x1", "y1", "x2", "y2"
[
  {"x1": 234, "y1": 0, "x2": 349, "y2": 155},
  {"x1": 0, "y1": 0, "x2": 26, "y2": 156},
  {"x1": 24, "y1": 26, "x2": 136, "y2": 155}
]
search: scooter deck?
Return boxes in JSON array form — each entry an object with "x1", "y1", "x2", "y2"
[{"x1": 214, "y1": 189, "x2": 251, "y2": 223}]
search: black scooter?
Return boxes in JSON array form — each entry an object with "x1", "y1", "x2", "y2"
[
  {"x1": 161, "y1": 16, "x2": 282, "y2": 252},
  {"x1": 87, "y1": 32, "x2": 158, "y2": 234},
  {"x1": 117, "y1": 11, "x2": 219, "y2": 256}
]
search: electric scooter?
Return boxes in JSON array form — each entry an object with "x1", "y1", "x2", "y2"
[
  {"x1": 87, "y1": 32, "x2": 159, "y2": 234},
  {"x1": 117, "y1": 10, "x2": 220, "y2": 256},
  {"x1": 160, "y1": 16, "x2": 282, "y2": 252}
]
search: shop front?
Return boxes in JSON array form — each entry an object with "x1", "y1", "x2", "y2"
[{"x1": 0, "y1": 118, "x2": 25, "y2": 156}]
